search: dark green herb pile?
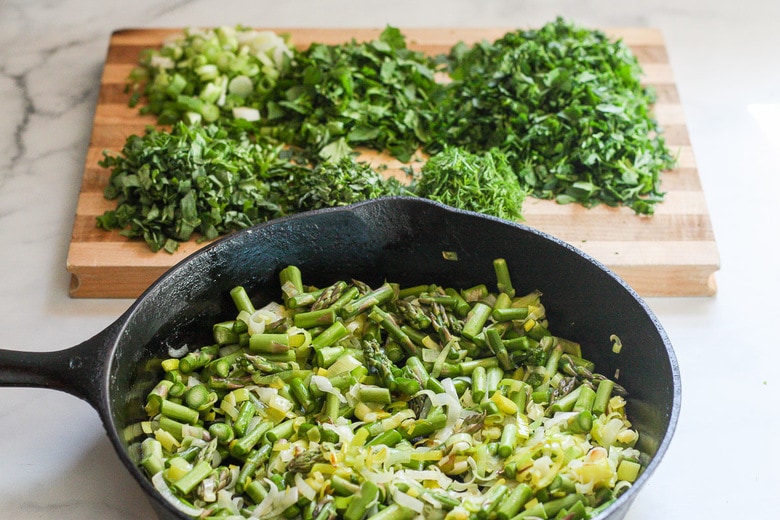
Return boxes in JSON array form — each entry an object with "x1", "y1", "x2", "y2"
[
  {"x1": 97, "y1": 123, "x2": 284, "y2": 253},
  {"x1": 99, "y1": 19, "x2": 675, "y2": 253},
  {"x1": 429, "y1": 18, "x2": 675, "y2": 214},
  {"x1": 273, "y1": 157, "x2": 407, "y2": 213},
  {"x1": 96, "y1": 123, "x2": 405, "y2": 253},
  {"x1": 259, "y1": 26, "x2": 443, "y2": 163}
]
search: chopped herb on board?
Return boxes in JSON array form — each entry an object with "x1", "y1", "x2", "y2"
[
  {"x1": 428, "y1": 17, "x2": 676, "y2": 214},
  {"x1": 96, "y1": 123, "x2": 287, "y2": 253},
  {"x1": 128, "y1": 25, "x2": 443, "y2": 163},
  {"x1": 257, "y1": 25, "x2": 444, "y2": 162},
  {"x1": 102, "y1": 20, "x2": 679, "y2": 252},
  {"x1": 96, "y1": 123, "x2": 406, "y2": 253},
  {"x1": 271, "y1": 156, "x2": 408, "y2": 214},
  {"x1": 412, "y1": 146, "x2": 527, "y2": 221}
]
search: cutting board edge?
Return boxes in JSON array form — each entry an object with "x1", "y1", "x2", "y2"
[{"x1": 67, "y1": 255, "x2": 721, "y2": 299}]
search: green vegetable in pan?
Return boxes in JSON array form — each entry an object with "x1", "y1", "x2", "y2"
[{"x1": 132, "y1": 259, "x2": 642, "y2": 519}]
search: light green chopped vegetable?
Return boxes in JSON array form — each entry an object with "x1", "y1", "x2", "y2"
[
  {"x1": 412, "y1": 146, "x2": 527, "y2": 221},
  {"x1": 611, "y1": 334, "x2": 623, "y2": 353},
  {"x1": 127, "y1": 25, "x2": 294, "y2": 125}
]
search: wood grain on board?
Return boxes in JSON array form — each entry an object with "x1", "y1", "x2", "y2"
[{"x1": 67, "y1": 27, "x2": 719, "y2": 298}]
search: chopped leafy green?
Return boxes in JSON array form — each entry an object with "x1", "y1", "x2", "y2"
[
  {"x1": 96, "y1": 123, "x2": 288, "y2": 253},
  {"x1": 96, "y1": 123, "x2": 406, "y2": 253},
  {"x1": 129, "y1": 25, "x2": 444, "y2": 163},
  {"x1": 428, "y1": 17, "x2": 676, "y2": 214},
  {"x1": 272, "y1": 157, "x2": 408, "y2": 213},
  {"x1": 105, "y1": 20, "x2": 680, "y2": 253},
  {"x1": 258, "y1": 26, "x2": 444, "y2": 162},
  {"x1": 412, "y1": 146, "x2": 527, "y2": 221}
]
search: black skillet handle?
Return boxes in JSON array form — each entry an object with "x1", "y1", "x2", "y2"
[{"x1": 0, "y1": 322, "x2": 118, "y2": 410}]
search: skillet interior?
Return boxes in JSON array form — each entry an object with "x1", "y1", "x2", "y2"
[{"x1": 103, "y1": 197, "x2": 679, "y2": 520}]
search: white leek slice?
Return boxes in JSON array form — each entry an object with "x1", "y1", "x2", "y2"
[
  {"x1": 311, "y1": 374, "x2": 347, "y2": 403},
  {"x1": 151, "y1": 472, "x2": 205, "y2": 517},
  {"x1": 393, "y1": 488, "x2": 425, "y2": 513},
  {"x1": 250, "y1": 481, "x2": 299, "y2": 518}
]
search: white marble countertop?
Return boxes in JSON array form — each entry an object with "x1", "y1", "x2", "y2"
[{"x1": 1, "y1": 0, "x2": 779, "y2": 518}]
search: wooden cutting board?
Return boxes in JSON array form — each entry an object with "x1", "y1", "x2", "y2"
[{"x1": 67, "y1": 27, "x2": 719, "y2": 298}]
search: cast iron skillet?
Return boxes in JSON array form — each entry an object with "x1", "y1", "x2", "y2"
[{"x1": 0, "y1": 197, "x2": 680, "y2": 520}]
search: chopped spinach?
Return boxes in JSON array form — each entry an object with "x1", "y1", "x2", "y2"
[
  {"x1": 96, "y1": 123, "x2": 288, "y2": 253},
  {"x1": 96, "y1": 123, "x2": 405, "y2": 253}
]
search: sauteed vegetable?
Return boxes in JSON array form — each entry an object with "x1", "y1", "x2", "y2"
[{"x1": 132, "y1": 259, "x2": 642, "y2": 520}]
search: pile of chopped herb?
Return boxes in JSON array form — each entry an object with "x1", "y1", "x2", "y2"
[
  {"x1": 96, "y1": 123, "x2": 406, "y2": 253},
  {"x1": 412, "y1": 147, "x2": 526, "y2": 221},
  {"x1": 259, "y1": 26, "x2": 444, "y2": 163},
  {"x1": 96, "y1": 123, "x2": 288, "y2": 253},
  {"x1": 105, "y1": 20, "x2": 678, "y2": 253},
  {"x1": 272, "y1": 157, "x2": 407, "y2": 214},
  {"x1": 428, "y1": 17, "x2": 676, "y2": 214}
]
